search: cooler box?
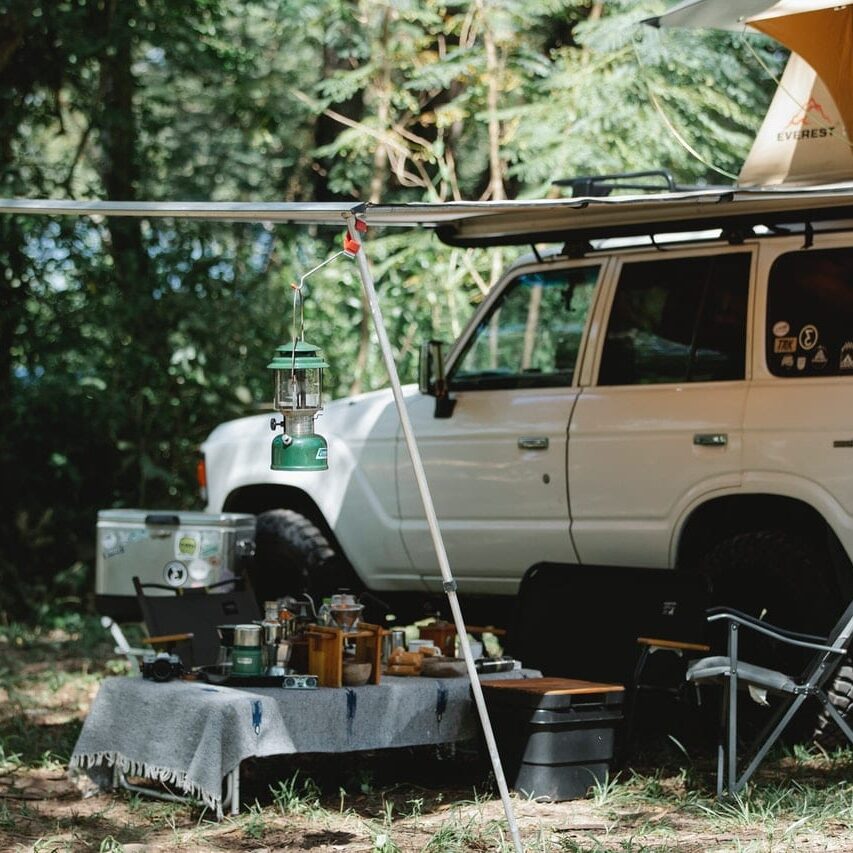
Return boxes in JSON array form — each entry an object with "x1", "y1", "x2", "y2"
[
  {"x1": 96, "y1": 510, "x2": 256, "y2": 618},
  {"x1": 481, "y1": 677, "x2": 624, "y2": 801}
]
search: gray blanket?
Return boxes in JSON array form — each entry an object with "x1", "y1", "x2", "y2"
[{"x1": 70, "y1": 669, "x2": 539, "y2": 813}]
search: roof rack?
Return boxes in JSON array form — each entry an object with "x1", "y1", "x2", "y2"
[{"x1": 553, "y1": 170, "x2": 679, "y2": 198}]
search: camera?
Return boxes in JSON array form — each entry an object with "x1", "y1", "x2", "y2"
[{"x1": 141, "y1": 652, "x2": 184, "y2": 682}]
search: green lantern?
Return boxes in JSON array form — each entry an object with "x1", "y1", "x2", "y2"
[{"x1": 268, "y1": 339, "x2": 329, "y2": 471}]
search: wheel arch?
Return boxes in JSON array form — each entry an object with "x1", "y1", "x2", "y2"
[
  {"x1": 222, "y1": 484, "x2": 349, "y2": 568},
  {"x1": 675, "y1": 493, "x2": 853, "y2": 599}
]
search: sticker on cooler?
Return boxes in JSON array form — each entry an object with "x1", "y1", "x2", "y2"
[
  {"x1": 175, "y1": 532, "x2": 200, "y2": 559},
  {"x1": 188, "y1": 558, "x2": 212, "y2": 582},
  {"x1": 200, "y1": 531, "x2": 222, "y2": 560},
  {"x1": 101, "y1": 531, "x2": 123, "y2": 559},
  {"x1": 163, "y1": 561, "x2": 188, "y2": 587}
]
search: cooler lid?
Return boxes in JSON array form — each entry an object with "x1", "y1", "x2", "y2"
[{"x1": 97, "y1": 509, "x2": 255, "y2": 528}]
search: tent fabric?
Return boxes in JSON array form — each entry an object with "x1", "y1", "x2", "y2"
[
  {"x1": 650, "y1": 1, "x2": 853, "y2": 140},
  {"x1": 648, "y1": 0, "x2": 846, "y2": 31},
  {"x1": 750, "y1": 7, "x2": 853, "y2": 142},
  {"x1": 739, "y1": 54, "x2": 853, "y2": 186}
]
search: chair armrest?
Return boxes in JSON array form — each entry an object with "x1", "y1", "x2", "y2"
[
  {"x1": 143, "y1": 632, "x2": 194, "y2": 645},
  {"x1": 636, "y1": 636, "x2": 710, "y2": 652},
  {"x1": 706, "y1": 608, "x2": 835, "y2": 652}
]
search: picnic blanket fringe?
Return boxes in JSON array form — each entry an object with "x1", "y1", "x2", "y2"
[{"x1": 69, "y1": 751, "x2": 220, "y2": 812}]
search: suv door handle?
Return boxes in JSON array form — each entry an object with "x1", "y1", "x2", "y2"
[
  {"x1": 518, "y1": 436, "x2": 549, "y2": 450},
  {"x1": 693, "y1": 433, "x2": 727, "y2": 447}
]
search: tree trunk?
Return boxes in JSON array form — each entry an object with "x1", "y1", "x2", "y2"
[
  {"x1": 348, "y1": 4, "x2": 391, "y2": 397},
  {"x1": 98, "y1": 0, "x2": 154, "y2": 502}
]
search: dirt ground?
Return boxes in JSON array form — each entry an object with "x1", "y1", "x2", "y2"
[{"x1": 3, "y1": 623, "x2": 853, "y2": 852}]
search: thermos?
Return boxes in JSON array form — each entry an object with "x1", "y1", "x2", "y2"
[{"x1": 232, "y1": 624, "x2": 263, "y2": 676}]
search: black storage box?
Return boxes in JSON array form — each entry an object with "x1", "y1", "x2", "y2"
[{"x1": 482, "y1": 678, "x2": 624, "y2": 801}]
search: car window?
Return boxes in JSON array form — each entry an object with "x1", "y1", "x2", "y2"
[
  {"x1": 766, "y1": 247, "x2": 853, "y2": 378},
  {"x1": 450, "y1": 266, "x2": 598, "y2": 390},
  {"x1": 598, "y1": 253, "x2": 750, "y2": 386}
]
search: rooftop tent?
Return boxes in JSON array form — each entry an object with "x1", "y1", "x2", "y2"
[{"x1": 648, "y1": 1, "x2": 853, "y2": 186}]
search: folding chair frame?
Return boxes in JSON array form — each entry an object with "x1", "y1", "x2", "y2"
[{"x1": 705, "y1": 608, "x2": 853, "y2": 796}]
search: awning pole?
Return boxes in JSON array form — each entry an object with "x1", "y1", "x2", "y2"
[{"x1": 343, "y1": 213, "x2": 524, "y2": 853}]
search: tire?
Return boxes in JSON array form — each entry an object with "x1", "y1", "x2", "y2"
[
  {"x1": 815, "y1": 664, "x2": 853, "y2": 749},
  {"x1": 701, "y1": 530, "x2": 843, "y2": 741},
  {"x1": 702, "y1": 530, "x2": 836, "y2": 642},
  {"x1": 251, "y1": 509, "x2": 348, "y2": 604}
]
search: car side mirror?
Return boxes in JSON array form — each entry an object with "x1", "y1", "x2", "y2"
[{"x1": 418, "y1": 340, "x2": 456, "y2": 418}]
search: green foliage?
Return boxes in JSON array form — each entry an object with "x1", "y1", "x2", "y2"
[{"x1": 0, "y1": 0, "x2": 782, "y2": 618}]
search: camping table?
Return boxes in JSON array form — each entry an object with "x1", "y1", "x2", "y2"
[{"x1": 70, "y1": 669, "x2": 540, "y2": 817}]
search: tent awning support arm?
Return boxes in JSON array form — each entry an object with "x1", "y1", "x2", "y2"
[{"x1": 343, "y1": 213, "x2": 523, "y2": 853}]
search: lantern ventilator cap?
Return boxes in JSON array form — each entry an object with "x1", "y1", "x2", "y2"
[{"x1": 266, "y1": 339, "x2": 329, "y2": 371}]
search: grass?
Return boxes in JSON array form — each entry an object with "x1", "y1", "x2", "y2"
[{"x1": 4, "y1": 619, "x2": 853, "y2": 851}]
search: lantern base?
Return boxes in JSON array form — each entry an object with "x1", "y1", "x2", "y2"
[{"x1": 271, "y1": 433, "x2": 328, "y2": 471}]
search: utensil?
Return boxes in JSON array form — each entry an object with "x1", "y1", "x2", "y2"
[
  {"x1": 382, "y1": 627, "x2": 406, "y2": 663},
  {"x1": 330, "y1": 592, "x2": 364, "y2": 632}
]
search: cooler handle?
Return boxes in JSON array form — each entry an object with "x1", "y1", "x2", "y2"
[{"x1": 145, "y1": 513, "x2": 180, "y2": 526}]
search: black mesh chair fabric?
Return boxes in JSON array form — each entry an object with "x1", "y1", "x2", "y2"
[{"x1": 133, "y1": 576, "x2": 261, "y2": 667}]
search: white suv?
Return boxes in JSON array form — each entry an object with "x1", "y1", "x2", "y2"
[{"x1": 201, "y1": 184, "x2": 853, "y2": 635}]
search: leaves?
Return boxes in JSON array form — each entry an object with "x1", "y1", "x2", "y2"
[{"x1": 0, "y1": 0, "x2": 785, "y2": 618}]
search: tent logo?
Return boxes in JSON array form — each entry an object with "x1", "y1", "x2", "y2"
[
  {"x1": 777, "y1": 98, "x2": 837, "y2": 142},
  {"x1": 788, "y1": 97, "x2": 833, "y2": 128}
]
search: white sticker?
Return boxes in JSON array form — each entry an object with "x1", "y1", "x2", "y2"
[
  {"x1": 316, "y1": 447, "x2": 328, "y2": 460},
  {"x1": 799, "y1": 324, "x2": 819, "y2": 351},
  {"x1": 811, "y1": 346, "x2": 829, "y2": 368},
  {"x1": 175, "y1": 532, "x2": 200, "y2": 559},
  {"x1": 101, "y1": 531, "x2": 124, "y2": 559},
  {"x1": 781, "y1": 355, "x2": 794, "y2": 368},
  {"x1": 841, "y1": 342, "x2": 853, "y2": 370},
  {"x1": 772, "y1": 321, "x2": 790, "y2": 337},
  {"x1": 163, "y1": 561, "x2": 188, "y2": 587},
  {"x1": 796, "y1": 356, "x2": 807, "y2": 371},
  {"x1": 200, "y1": 532, "x2": 221, "y2": 559},
  {"x1": 188, "y1": 558, "x2": 211, "y2": 581},
  {"x1": 774, "y1": 337, "x2": 797, "y2": 354}
]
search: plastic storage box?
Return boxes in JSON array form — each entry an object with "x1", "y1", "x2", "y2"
[
  {"x1": 481, "y1": 677, "x2": 624, "y2": 801},
  {"x1": 96, "y1": 509, "x2": 256, "y2": 618}
]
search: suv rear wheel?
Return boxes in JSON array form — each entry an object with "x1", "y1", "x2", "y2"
[{"x1": 702, "y1": 530, "x2": 843, "y2": 739}]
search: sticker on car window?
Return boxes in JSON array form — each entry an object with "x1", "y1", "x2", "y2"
[
  {"x1": 774, "y1": 337, "x2": 797, "y2": 354},
  {"x1": 811, "y1": 346, "x2": 829, "y2": 369},
  {"x1": 772, "y1": 320, "x2": 790, "y2": 337},
  {"x1": 841, "y1": 342, "x2": 853, "y2": 370},
  {"x1": 798, "y1": 324, "x2": 819, "y2": 351}
]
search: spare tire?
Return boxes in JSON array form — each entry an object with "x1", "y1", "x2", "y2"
[{"x1": 251, "y1": 509, "x2": 347, "y2": 603}]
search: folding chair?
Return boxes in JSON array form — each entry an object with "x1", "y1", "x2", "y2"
[
  {"x1": 687, "y1": 600, "x2": 853, "y2": 796},
  {"x1": 133, "y1": 575, "x2": 262, "y2": 668}
]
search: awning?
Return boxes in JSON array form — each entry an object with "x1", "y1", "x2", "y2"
[{"x1": 3, "y1": 184, "x2": 853, "y2": 247}]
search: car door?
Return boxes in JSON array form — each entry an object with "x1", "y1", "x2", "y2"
[
  {"x1": 568, "y1": 247, "x2": 754, "y2": 568},
  {"x1": 397, "y1": 261, "x2": 603, "y2": 595}
]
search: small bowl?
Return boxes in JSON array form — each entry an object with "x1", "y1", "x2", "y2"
[
  {"x1": 342, "y1": 661, "x2": 372, "y2": 686},
  {"x1": 407, "y1": 640, "x2": 438, "y2": 654}
]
